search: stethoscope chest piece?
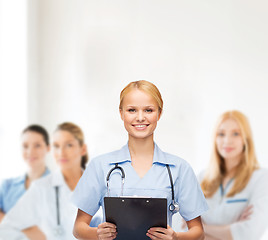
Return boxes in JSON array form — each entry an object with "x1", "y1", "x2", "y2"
[
  {"x1": 54, "y1": 225, "x2": 65, "y2": 236},
  {"x1": 169, "y1": 200, "x2": 179, "y2": 213}
]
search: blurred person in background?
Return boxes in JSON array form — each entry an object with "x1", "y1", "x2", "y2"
[
  {"x1": 0, "y1": 124, "x2": 50, "y2": 222},
  {"x1": 200, "y1": 110, "x2": 268, "y2": 240},
  {"x1": 0, "y1": 122, "x2": 102, "y2": 240}
]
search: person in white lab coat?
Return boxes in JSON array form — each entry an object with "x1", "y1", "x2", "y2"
[
  {"x1": 0, "y1": 122, "x2": 102, "y2": 240},
  {"x1": 200, "y1": 110, "x2": 268, "y2": 240}
]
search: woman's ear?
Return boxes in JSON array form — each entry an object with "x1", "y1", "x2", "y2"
[
  {"x1": 119, "y1": 108, "x2": 124, "y2": 121},
  {"x1": 81, "y1": 144, "x2": 87, "y2": 156},
  {"x1": 157, "y1": 110, "x2": 162, "y2": 121}
]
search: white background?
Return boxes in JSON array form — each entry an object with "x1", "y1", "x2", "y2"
[{"x1": 1, "y1": 0, "x2": 268, "y2": 178}]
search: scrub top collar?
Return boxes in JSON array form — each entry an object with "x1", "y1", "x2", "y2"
[
  {"x1": 12, "y1": 167, "x2": 50, "y2": 185},
  {"x1": 220, "y1": 178, "x2": 234, "y2": 197},
  {"x1": 12, "y1": 175, "x2": 25, "y2": 185},
  {"x1": 109, "y1": 143, "x2": 176, "y2": 166}
]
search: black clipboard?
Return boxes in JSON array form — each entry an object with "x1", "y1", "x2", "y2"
[{"x1": 104, "y1": 197, "x2": 167, "y2": 240}]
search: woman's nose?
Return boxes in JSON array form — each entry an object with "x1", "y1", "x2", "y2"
[
  {"x1": 26, "y1": 146, "x2": 34, "y2": 155},
  {"x1": 137, "y1": 110, "x2": 145, "y2": 122},
  {"x1": 224, "y1": 135, "x2": 232, "y2": 144},
  {"x1": 58, "y1": 147, "x2": 66, "y2": 157}
]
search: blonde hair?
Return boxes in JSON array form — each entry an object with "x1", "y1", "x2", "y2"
[
  {"x1": 201, "y1": 110, "x2": 259, "y2": 197},
  {"x1": 55, "y1": 122, "x2": 88, "y2": 169},
  {"x1": 119, "y1": 80, "x2": 163, "y2": 115}
]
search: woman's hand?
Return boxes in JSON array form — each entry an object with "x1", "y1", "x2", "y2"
[
  {"x1": 0, "y1": 210, "x2": 5, "y2": 223},
  {"x1": 22, "y1": 226, "x2": 46, "y2": 240},
  {"x1": 97, "y1": 222, "x2": 117, "y2": 240},
  {"x1": 238, "y1": 205, "x2": 253, "y2": 222},
  {"x1": 147, "y1": 225, "x2": 177, "y2": 240}
]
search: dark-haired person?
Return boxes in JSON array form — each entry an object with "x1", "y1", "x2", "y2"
[
  {"x1": 0, "y1": 124, "x2": 50, "y2": 222},
  {"x1": 0, "y1": 122, "x2": 102, "y2": 240}
]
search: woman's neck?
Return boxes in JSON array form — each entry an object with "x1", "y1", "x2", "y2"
[
  {"x1": 222, "y1": 158, "x2": 240, "y2": 187},
  {"x1": 128, "y1": 136, "x2": 154, "y2": 159},
  {"x1": 224, "y1": 156, "x2": 242, "y2": 177},
  {"x1": 62, "y1": 167, "x2": 83, "y2": 191},
  {"x1": 25, "y1": 165, "x2": 46, "y2": 189},
  {"x1": 128, "y1": 135, "x2": 154, "y2": 178}
]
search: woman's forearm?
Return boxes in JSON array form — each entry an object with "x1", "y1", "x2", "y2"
[
  {"x1": 73, "y1": 222, "x2": 98, "y2": 240},
  {"x1": 176, "y1": 225, "x2": 204, "y2": 240},
  {"x1": 203, "y1": 224, "x2": 232, "y2": 240},
  {"x1": 22, "y1": 226, "x2": 46, "y2": 240},
  {"x1": 0, "y1": 210, "x2": 5, "y2": 223}
]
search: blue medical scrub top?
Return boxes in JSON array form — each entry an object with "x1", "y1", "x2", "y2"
[
  {"x1": 0, "y1": 168, "x2": 50, "y2": 213},
  {"x1": 72, "y1": 143, "x2": 208, "y2": 226}
]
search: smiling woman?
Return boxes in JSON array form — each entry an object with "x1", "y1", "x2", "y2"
[
  {"x1": 119, "y1": 88, "x2": 160, "y2": 145},
  {"x1": 71, "y1": 80, "x2": 208, "y2": 240}
]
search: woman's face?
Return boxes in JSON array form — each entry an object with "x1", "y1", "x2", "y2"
[
  {"x1": 120, "y1": 89, "x2": 160, "y2": 141},
  {"x1": 216, "y1": 118, "x2": 244, "y2": 167},
  {"x1": 22, "y1": 131, "x2": 49, "y2": 169},
  {"x1": 53, "y1": 130, "x2": 86, "y2": 170}
]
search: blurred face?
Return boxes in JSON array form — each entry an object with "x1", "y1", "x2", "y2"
[
  {"x1": 53, "y1": 130, "x2": 86, "y2": 170},
  {"x1": 120, "y1": 89, "x2": 160, "y2": 141},
  {"x1": 22, "y1": 131, "x2": 49, "y2": 169},
  {"x1": 216, "y1": 118, "x2": 244, "y2": 168}
]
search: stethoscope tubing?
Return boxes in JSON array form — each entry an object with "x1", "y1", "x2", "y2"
[
  {"x1": 55, "y1": 186, "x2": 60, "y2": 226},
  {"x1": 106, "y1": 163, "x2": 125, "y2": 197},
  {"x1": 106, "y1": 163, "x2": 179, "y2": 213}
]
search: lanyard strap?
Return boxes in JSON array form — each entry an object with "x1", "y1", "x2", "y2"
[{"x1": 55, "y1": 186, "x2": 60, "y2": 226}]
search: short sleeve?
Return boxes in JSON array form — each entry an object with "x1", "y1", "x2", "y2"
[
  {"x1": 71, "y1": 158, "x2": 105, "y2": 216},
  {"x1": 175, "y1": 162, "x2": 208, "y2": 221},
  {"x1": 230, "y1": 170, "x2": 268, "y2": 240},
  {"x1": 1, "y1": 181, "x2": 42, "y2": 230},
  {"x1": 89, "y1": 208, "x2": 103, "y2": 227}
]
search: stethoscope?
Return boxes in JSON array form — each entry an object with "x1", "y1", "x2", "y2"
[
  {"x1": 106, "y1": 163, "x2": 179, "y2": 213},
  {"x1": 53, "y1": 186, "x2": 65, "y2": 236}
]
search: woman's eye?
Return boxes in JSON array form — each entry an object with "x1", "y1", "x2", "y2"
[
  {"x1": 145, "y1": 109, "x2": 153, "y2": 113},
  {"x1": 53, "y1": 144, "x2": 59, "y2": 149},
  {"x1": 128, "y1": 109, "x2": 136, "y2": 112},
  {"x1": 218, "y1": 132, "x2": 224, "y2": 137},
  {"x1": 67, "y1": 144, "x2": 73, "y2": 147},
  {"x1": 233, "y1": 132, "x2": 240, "y2": 136}
]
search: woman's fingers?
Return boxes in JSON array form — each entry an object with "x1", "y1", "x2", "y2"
[
  {"x1": 147, "y1": 225, "x2": 175, "y2": 240},
  {"x1": 238, "y1": 205, "x2": 253, "y2": 221},
  {"x1": 97, "y1": 222, "x2": 117, "y2": 240}
]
